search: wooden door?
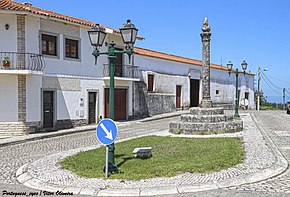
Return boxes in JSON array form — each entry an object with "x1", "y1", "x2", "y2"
[
  {"x1": 176, "y1": 85, "x2": 182, "y2": 108},
  {"x1": 105, "y1": 88, "x2": 127, "y2": 120},
  {"x1": 88, "y1": 92, "x2": 96, "y2": 124},
  {"x1": 148, "y1": 74, "x2": 154, "y2": 92},
  {"x1": 43, "y1": 91, "x2": 54, "y2": 128}
]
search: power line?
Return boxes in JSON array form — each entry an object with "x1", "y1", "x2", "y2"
[
  {"x1": 261, "y1": 71, "x2": 290, "y2": 85},
  {"x1": 261, "y1": 71, "x2": 283, "y2": 90},
  {"x1": 261, "y1": 74, "x2": 282, "y2": 95}
]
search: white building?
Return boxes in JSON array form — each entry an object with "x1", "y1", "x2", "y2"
[
  {"x1": 0, "y1": 0, "x2": 254, "y2": 136},
  {"x1": 134, "y1": 48, "x2": 255, "y2": 115}
]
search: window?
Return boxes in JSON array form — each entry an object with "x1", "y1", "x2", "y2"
[
  {"x1": 148, "y1": 74, "x2": 154, "y2": 92},
  {"x1": 42, "y1": 34, "x2": 57, "y2": 56},
  {"x1": 114, "y1": 48, "x2": 123, "y2": 77},
  {"x1": 65, "y1": 38, "x2": 79, "y2": 59},
  {"x1": 216, "y1": 90, "x2": 220, "y2": 95}
]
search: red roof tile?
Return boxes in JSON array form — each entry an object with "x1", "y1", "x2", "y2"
[
  {"x1": 0, "y1": 0, "x2": 145, "y2": 39},
  {"x1": 0, "y1": 0, "x2": 99, "y2": 27}
]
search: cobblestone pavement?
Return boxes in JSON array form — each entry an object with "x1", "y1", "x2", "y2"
[
  {"x1": 22, "y1": 113, "x2": 277, "y2": 190},
  {"x1": 227, "y1": 111, "x2": 290, "y2": 193},
  {"x1": 1, "y1": 111, "x2": 290, "y2": 197},
  {"x1": 0, "y1": 117, "x2": 179, "y2": 185}
]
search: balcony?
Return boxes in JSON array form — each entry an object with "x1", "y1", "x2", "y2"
[
  {"x1": 103, "y1": 64, "x2": 141, "y2": 80},
  {"x1": 0, "y1": 52, "x2": 45, "y2": 74}
]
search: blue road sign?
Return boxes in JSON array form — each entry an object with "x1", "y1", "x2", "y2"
[{"x1": 96, "y1": 119, "x2": 118, "y2": 145}]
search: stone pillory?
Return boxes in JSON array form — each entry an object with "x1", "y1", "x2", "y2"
[
  {"x1": 200, "y1": 17, "x2": 213, "y2": 108},
  {"x1": 169, "y1": 17, "x2": 243, "y2": 134}
]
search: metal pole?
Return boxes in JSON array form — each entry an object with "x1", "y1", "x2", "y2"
[
  {"x1": 234, "y1": 69, "x2": 240, "y2": 117},
  {"x1": 107, "y1": 42, "x2": 117, "y2": 173},
  {"x1": 257, "y1": 66, "x2": 260, "y2": 111},
  {"x1": 105, "y1": 145, "x2": 109, "y2": 178}
]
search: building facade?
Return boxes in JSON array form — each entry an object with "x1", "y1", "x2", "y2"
[
  {"x1": 0, "y1": 0, "x2": 254, "y2": 137},
  {"x1": 133, "y1": 48, "x2": 255, "y2": 116}
]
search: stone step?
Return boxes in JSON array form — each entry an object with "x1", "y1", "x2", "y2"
[
  {"x1": 180, "y1": 114, "x2": 233, "y2": 123},
  {"x1": 189, "y1": 107, "x2": 224, "y2": 115},
  {"x1": 0, "y1": 130, "x2": 25, "y2": 134},
  {"x1": 0, "y1": 132, "x2": 24, "y2": 136},
  {"x1": 0, "y1": 134, "x2": 24, "y2": 139},
  {"x1": 169, "y1": 120, "x2": 243, "y2": 134}
]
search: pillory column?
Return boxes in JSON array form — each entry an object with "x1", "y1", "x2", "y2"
[{"x1": 200, "y1": 17, "x2": 213, "y2": 108}]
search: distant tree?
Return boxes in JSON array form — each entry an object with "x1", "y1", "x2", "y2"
[
  {"x1": 254, "y1": 90, "x2": 283, "y2": 110},
  {"x1": 254, "y1": 90, "x2": 267, "y2": 108}
]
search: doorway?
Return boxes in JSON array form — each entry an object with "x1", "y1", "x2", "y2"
[
  {"x1": 43, "y1": 91, "x2": 54, "y2": 128},
  {"x1": 176, "y1": 85, "x2": 182, "y2": 108},
  {"x1": 190, "y1": 79, "x2": 199, "y2": 107},
  {"x1": 105, "y1": 88, "x2": 127, "y2": 120},
  {"x1": 88, "y1": 92, "x2": 97, "y2": 124}
]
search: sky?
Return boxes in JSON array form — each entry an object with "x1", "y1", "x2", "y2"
[{"x1": 23, "y1": 0, "x2": 290, "y2": 103}]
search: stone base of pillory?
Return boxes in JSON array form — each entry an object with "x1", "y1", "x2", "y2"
[{"x1": 169, "y1": 107, "x2": 243, "y2": 135}]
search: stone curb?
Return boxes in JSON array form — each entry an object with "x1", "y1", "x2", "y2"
[
  {"x1": 15, "y1": 112, "x2": 289, "y2": 196},
  {"x1": 139, "y1": 111, "x2": 189, "y2": 123},
  {"x1": 0, "y1": 126, "x2": 95, "y2": 147},
  {"x1": 0, "y1": 111, "x2": 188, "y2": 147}
]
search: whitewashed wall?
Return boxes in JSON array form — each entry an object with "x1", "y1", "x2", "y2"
[
  {"x1": 26, "y1": 75, "x2": 42, "y2": 122},
  {"x1": 57, "y1": 90, "x2": 82, "y2": 120},
  {"x1": 0, "y1": 75, "x2": 18, "y2": 121},
  {"x1": 26, "y1": 15, "x2": 40, "y2": 54},
  {"x1": 134, "y1": 55, "x2": 196, "y2": 76},
  {"x1": 0, "y1": 14, "x2": 17, "y2": 52}
]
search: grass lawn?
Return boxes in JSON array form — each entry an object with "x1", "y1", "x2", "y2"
[{"x1": 60, "y1": 136, "x2": 244, "y2": 180}]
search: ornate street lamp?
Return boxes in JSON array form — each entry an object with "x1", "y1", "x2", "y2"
[
  {"x1": 120, "y1": 20, "x2": 138, "y2": 45},
  {"x1": 88, "y1": 24, "x2": 107, "y2": 48},
  {"x1": 88, "y1": 20, "x2": 138, "y2": 174},
  {"x1": 227, "y1": 60, "x2": 248, "y2": 117}
]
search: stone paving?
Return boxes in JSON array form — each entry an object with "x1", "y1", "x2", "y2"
[
  {"x1": 0, "y1": 116, "x2": 182, "y2": 186},
  {"x1": 13, "y1": 112, "x2": 287, "y2": 196},
  {"x1": 227, "y1": 111, "x2": 290, "y2": 194},
  {"x1": 1, "y1": 110, "x2": 290, "y2": 196}
]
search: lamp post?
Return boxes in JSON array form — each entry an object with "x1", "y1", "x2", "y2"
[
  {"x1": 88, "y1": 20, "x2": 138, "y2": 174},
  {"x1": 227, "y1": 60, "x2": 248, "y2": 118}
]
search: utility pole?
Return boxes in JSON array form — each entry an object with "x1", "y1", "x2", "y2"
[
  {"x1": 283, "y1": 88, "x2": 286, "y2": 110},
  {"x1": 257, "y1": 67, "x2": 261, "y2": 110},
  {"x1": 257, "y1": 67, "x2": 268, "y2": 110}
]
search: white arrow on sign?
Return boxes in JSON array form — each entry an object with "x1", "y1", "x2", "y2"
[{"x1": 100, "y1": 123, "x2": 113, "y2": 140}]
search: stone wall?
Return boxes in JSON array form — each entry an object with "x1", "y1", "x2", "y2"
[
  {"x1": 133, "y1": 81, "x2": 176, "y2": 118},
  {"x1": 147, "y1": 93, "x2": 176, "y2": 116},
  {"x1": 0, "y1": 122, "x2": 38, "y2": 137},
  {"x1": 55, "y1": 119, "x2": 87, "y2": 131},
  {"x1": 132, "y1": 81, "x2": 149, "y2": 119},
  {"x1": 17, "y1": 14, "x2": 26, "y2": 122},
  {"x1": 213, "y1": 102, "x2": 234, "y2": 110}
]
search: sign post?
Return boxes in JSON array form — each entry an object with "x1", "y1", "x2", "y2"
[
  {"x1": 105, "y1": 146, "x2": 109, "y2": 178},
  {"x1": 96, "y1": 119, "x2": 118, "y2": 178}
]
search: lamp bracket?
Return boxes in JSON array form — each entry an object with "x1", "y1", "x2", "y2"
[{"x1": 92, "y1": 49, "x2": 99, "y2": 65}]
